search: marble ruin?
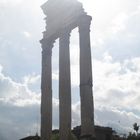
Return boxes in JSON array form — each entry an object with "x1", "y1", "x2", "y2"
[{"x1": 40, "y1": 0, "x2": 95, "y2": 140}]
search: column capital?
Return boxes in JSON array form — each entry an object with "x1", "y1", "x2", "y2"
[
  {"x1": 40, "y1": 38, "x2": 55, "y2": 55},
  {"x1": 59, "y1": 29, "x2": 71, "y2": 48},
  {"x1": 78, "y1": 15, "x2": 92, "y2": 33},
  {"x1": 59, "y1": 28, "x2": 72, "y2": 39}
]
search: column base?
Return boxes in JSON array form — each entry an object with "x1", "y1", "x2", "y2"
[{"x1": 80, "y1": 135, "x2": 96, "y2": 140}]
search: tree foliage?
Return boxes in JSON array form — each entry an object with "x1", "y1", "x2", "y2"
[{"x1": 133, "y1": 123, "x2": 139, "y2": 136}]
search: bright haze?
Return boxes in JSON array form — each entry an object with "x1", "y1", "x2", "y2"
[{"x1": 0, "y1": 0, "x2": 140, "y2": 140}]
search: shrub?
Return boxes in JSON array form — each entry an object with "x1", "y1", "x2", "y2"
[{"x1": 51, "y1": 133, "x2": 77, "y2": 140}]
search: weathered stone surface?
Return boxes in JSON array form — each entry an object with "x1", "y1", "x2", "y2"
[
  {"x1": 79, "y1": 16, "x2": 95, "y2": 138},
  {"x1": 41, "y1": 0, "x2": 86, "y2": 39},
  {"x1": 41, "y1": 40, "x2": 54, "y2": 140},
  {"x1": 40, "y1": 0, "x2": 95, "y2": 140},
  {"x1": 59, "y1": 30, "x2": 71, "y2": 140}
]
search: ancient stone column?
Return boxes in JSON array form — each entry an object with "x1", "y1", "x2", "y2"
[
  {"x1": 79, "y1": 16, "x2": 95, "y2": 139},
  {"x1": 59, "y1": 29, "x2": 71, "y2": 140},
  {"x1": 40, "y1": 39, "x2": 54, "y2": 140}
]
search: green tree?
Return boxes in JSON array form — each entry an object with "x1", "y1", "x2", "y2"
[{"x1": 133, "y1": 123, "x2": 139, "y2": 136}]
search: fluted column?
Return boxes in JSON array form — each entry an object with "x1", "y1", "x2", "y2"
[
  {"x1": 59, "y1": 29, "x2": 71, "y2": 140},
  {"x1": 79, "y1": 16, "x2": 95, "y2": 139},
  {"x1": 41, "y1": 39, "x2": 54, "y2": 140}
]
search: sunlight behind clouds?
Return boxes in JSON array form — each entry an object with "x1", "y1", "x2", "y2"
[
  {"x1": 22, "y1": 31, "x2": 31, "y2": 38},
  {"x1": 0, "y1": 0, "x2": 23, "y2": 5},
  {"x1": 0, "y1": 0, "x2": 140, "y2": 139}
]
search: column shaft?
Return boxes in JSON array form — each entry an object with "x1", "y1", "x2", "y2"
[
  {"x1": 59, "y1": 30, "x2": 71, "y2": 140},
  {"x1": 79, "y1": 16, "x2": 95, "y2": 139},
  {"x1": 41, "y1": 40, "x2": 53, "y2": 140}
]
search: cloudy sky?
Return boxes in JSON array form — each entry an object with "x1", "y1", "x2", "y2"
[{"x1": 0, "y1": 0, "x2": 140, "y2": 139}]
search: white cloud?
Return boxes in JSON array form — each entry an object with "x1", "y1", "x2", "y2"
[
  {"x1": 52, "y1": 72, "x2": 59, "y2": 80},
  {"x1": 0, "y1": 65, "x2": 41, "y2": 140},
  {"x1": 0, "y1": 65, "x2": 3, "y2": 72},
  {"x1": 0, "y1": 0, "x2": 140, "y2": 139},
  {"x1": 0, "y1": 0, "x2": 23, "y2": 5},
  {"x1": 72, "y1": 102, "x2": 81, "y2": 127},
  {"x1": 0, "y1": 65, "x2": 40, "y2": 106},
  {"x1": 111, "y1": 13, "x2": 128, "y2": 34},
  {"x1": 0, "y1": 55, "x2": 140, "y2": 139},
  {"x1": 22, "y1": 31, "x2": 31, "y2": 38},
  {"x1": 95, "y1": 106, "x2": 140, "y2": 134},
  {"x1": 93, "y1": 55, "x2": 140, "y2": 112},
  {"x1": 23, "y1": 74, "x2": 40, "y2": 85}
]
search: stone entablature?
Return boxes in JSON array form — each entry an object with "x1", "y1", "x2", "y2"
[{"x1": 41, "y1": 0, "x2": 86, "y2": 40}]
